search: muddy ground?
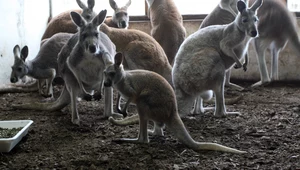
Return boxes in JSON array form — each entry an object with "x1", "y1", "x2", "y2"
[{"x1": 0, "y1": 80, "x2": 300, "y2": 170}]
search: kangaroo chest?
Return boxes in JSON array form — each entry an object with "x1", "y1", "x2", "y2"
[{"x1": 68, "y1": 52, "x2": 105, "y2": 93}]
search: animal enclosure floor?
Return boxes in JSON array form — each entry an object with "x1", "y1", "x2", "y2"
[{"x1": 0, "y1": 81, "x2": 300, "y2": 169}]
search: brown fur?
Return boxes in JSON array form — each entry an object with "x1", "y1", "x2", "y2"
[
  {"x1": 148, "y1": 0, "x2": 186, "y2": 65},
  {"x1": 42, "y1": 10, "x2": 82, "y2": 40},
  {"x1": 100, "y1": 23, "x2": 173, "y2": 85},
  {"x1": 104, "y1": 17, "x2": 118, "y2": 28},
  {"x1": 105, "y1": 53, "x2": 246, "y2": 154}
]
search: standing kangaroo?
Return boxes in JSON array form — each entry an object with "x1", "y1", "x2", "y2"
[
  {"x1": 3, "y1": 33, "x2": 73, "y2": 98},
  {"x1": 12, "y1": 10, "x2": 117, "y2": 125},
  {"x1": 191, "y1": 0, "x2": 244, "y2": 115},
  {"x1": 201, "y1": 0, "x2": 248, "y2": 91},
  {"x1": 100, "y1": 23, "x2": 173, "y2": 117},
  {"x1": 146, "y1": 0, "x2": 186, "y2": 65},
  {"x1": 104, "y1": 53, "x2": 246, "y2": 154},
  {"x1": 248, "y1": 0, "x2": 300, "y2": 87},
  {"x1": 172, "y1": 0, "x2": 262, "y2": 117}
]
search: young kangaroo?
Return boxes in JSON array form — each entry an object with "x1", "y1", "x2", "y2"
[
  {"x1": 100, "y1": 23, "x2": 173, "y2": 117},
  {"x1": 248, "y1": 0, "x2": 300, "y2": 87},
  {"x1": 104, "y1": 0, "x2": 131, "y2": 29},
  {"x1": 146, "y1": 0, "x2": 186, "y2": 65},
  {"x1": 172, "y1": 0, "x2": 262, "y2": 117},
  {"x1": 104, "y1": 53, "x2": 246, "y2": 154},
  {"x1": 42, "y1": 0, "x2": 96, "y2": 40},
  {"x1": 12, "y1": 10, "x2": 117, "y2": 125},
  {"x1": 7, "y1": 33, "x2": 73, "y2": 98}
]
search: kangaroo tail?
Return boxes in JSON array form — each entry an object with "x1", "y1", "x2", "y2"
[
  {"x1": 0, "y1": 83, "x2": 38, "y2": 93},
  {"x1": 288, "y1": 24, "x2": 300, "y2": 56},
  {"x1": 207, "y1": 94, "x2": 242, "y2": 105},
  {"x1": 11, "y1": 86, "x2": 70, "y2": 111},
  {"x1": 108, "y1": 114, "x2": 139, "y2": 126},
  {"x1": 166, "y1": 114, "x2": 247, "y2": 154}
]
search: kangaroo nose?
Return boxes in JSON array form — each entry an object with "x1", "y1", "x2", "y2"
[
  {"x1": 89, "y1": 45, "x2": 96, "y2": 53},
  {"x1": 10, "y1": 77, "x2": 17, "y2": 83},
  {"x1": 121, "y1": 21, "x2": 127, "y2": 28},
  {"x1": 251, "y1": 30, "x2": 257, "y2": 37}
]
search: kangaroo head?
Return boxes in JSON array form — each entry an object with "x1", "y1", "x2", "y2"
[
  {"x1": 70, "y1": 9, "x2": 107, "y2": 54},
  {"x1": 109, "y1": 0, "x2": 131, "y2": 28},
  {"x1": 104, "y1": 52, "x2": 123, "y2": 87},
  {"x1": 236, "y1": 0, "x2": 262, "y2": 37},
  {"x1": 10, "y1": 45, "x2": 29, "y2": 83},
  {"x1": 76, "y1": 0, "x2": 96, "y2": 22}
]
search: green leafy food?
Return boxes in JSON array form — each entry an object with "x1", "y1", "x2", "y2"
[{"x1": 0, "y1": 127, "x2": 23, "y2": 138}]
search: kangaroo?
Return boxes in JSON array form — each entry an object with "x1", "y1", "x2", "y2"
[
  {"x1": 5, "y1": 33, "x2": 73, "y2": 98},
  {"x1": 104, "y1": 0, "x2": 131, "y2": 29},
  {"x1": 42, "y1": 0, "x2": 96, "y2": 40},
  {"x1": 201, "y1": 0, "x2": 248, "y2": 91},
  {"x1": 172, "y1": 0, "x2": 262, "y2": 117},
  {"x1": 100, "y1": 23, "x2": 173, "y2": 117},
  {"x1": 247, "y1": 0, "x2": 300, "y2": 87},
  {"x1": 104, "y1": 52, "x2": 246, "y2": 154},
  {"x1": 12, "y1": 10, "x2": 118, "y2": 125},
  {"x1": 146, "y1": 0, "x2": 186, "y2": 65},
  {"x1": 191, "y1": 0, "x2": 246, "y2": 115}
]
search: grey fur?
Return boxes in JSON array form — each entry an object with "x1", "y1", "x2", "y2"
[
  {"x1": 12, "y1": 10, "x2": 118, "y2": 125},
  {"x1": 8, "y1": 33, "x2": 73, "y2": 97},
  {"x1": 192, "y1": 0, "x2": 246, "y2": 115},
  {"x1": 172, "y1": 0, "x2": 262, "y2": 117},
  {"x1": 249, "y1": 0, "x2": 300, "y2": 87}
]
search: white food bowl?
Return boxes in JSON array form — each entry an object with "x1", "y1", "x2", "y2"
[{"x1": 0, "y1": 120, "x2": 33, "y2": 152}]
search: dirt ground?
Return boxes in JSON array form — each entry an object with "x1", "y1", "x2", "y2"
[{"x1": 0, "y1": 80, "x2": 300, "y2": 170}]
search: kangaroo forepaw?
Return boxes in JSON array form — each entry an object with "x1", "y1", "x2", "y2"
[
  {"x1": 83, "y1": 94, "x2": 93, "y2": 101},
  {"x1": 93, "y1": 91, "x2": 102, "y2": 101},
  {"x1": 242, "y1": 63, "x2": 247, "y2": 72},
  {"x1": 234, "y1": 63, "x2": 242, "y2": 69}
]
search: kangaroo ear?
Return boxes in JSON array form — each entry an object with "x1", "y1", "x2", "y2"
[
  {"x1": 92, "y1": 9, "x2": 107, "y2": 26},
  {"x1": 114, "y1": 52, "x2": 123, "y2": 67},
  {"x1": 70, "y1": 11, "x2": 86, "y2": 27},
  {"x1": 20, "y1": 46, "x2": 29, "y2": 61},
  {"x1": 87, "y1": 0, "x2": 95, "y2": 10},
  {"x1": 125, "y1": 0, "x2": 131, "y2": 9},
  {"x1": 250, "y1": 0, "x2": 263, "y2": 12},
  {"x1": 237, "y1": 0, "x2": 247, "y2": 13},
  {"x1": 76, "y1": 0, "x2": 87, "y2": 10},
  {"x1": 109, "y1": 0, "x2": 118, "y2": 10},
  {"x1": 13, "y1": 45, "x2": 20, "y2": 58}
]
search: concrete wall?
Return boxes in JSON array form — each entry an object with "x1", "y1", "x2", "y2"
[{"x1": 0, "y1": 0, "x2": 49, "y2": 84}]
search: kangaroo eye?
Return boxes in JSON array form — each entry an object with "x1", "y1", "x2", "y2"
[
  {"x1": 85, "y1": 15, "x2": 91, "y2": 20},
  {"x1": 17, "y1": 67, "x2": 22, "y2": 72},
  {"x1": 109, "y1": 72, "x2": 115, "y2": 77},
  {"x1": 94, "y1": 33, "x2": 99, "y2": 37},
  {"x1": 242, "y1": 18, "x2": 248, "y2": 23},
  {"x1": 82, "y1": 33, "x2": 87, "y2": 39}
]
